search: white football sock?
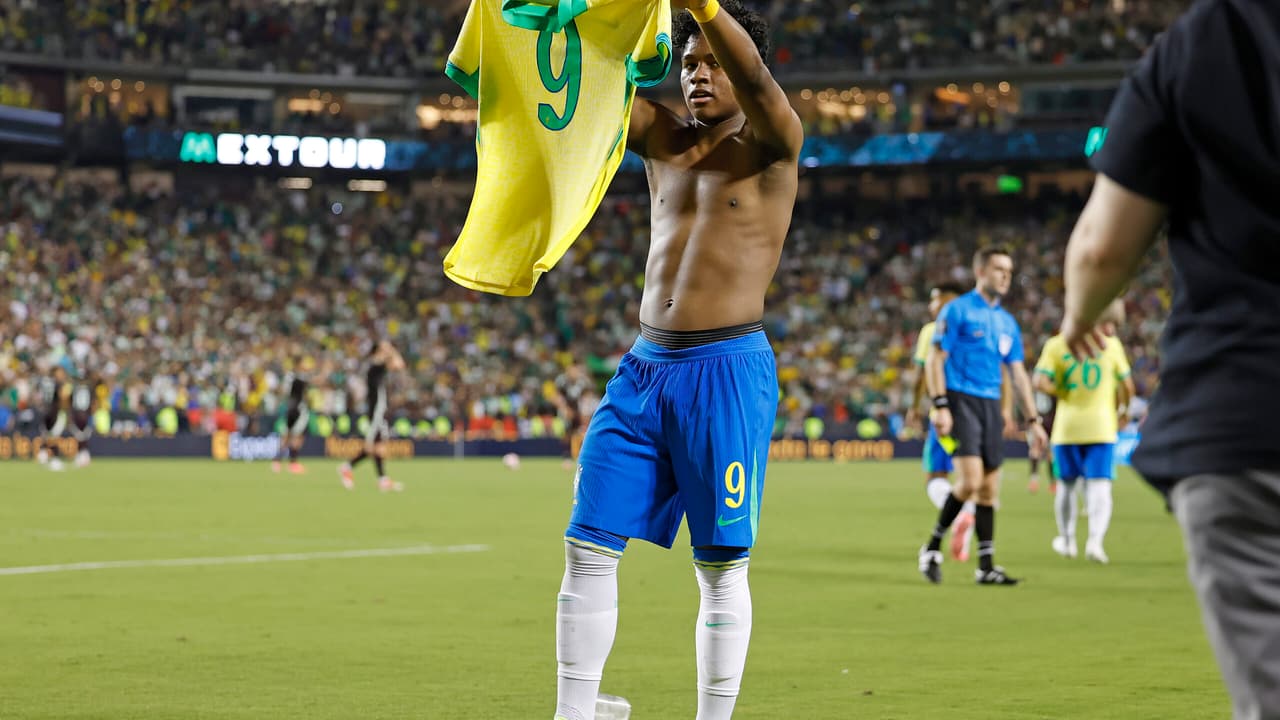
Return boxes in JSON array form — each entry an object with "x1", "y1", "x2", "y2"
[
  {"x1": 1055, "y1": 481, "x2": 1078, "y2": 541},
  {"x1": 695, "y1": 561, "x2": 752, "y2": 720},
  {"x1": 925, "y1": 478, "x2": 953, "y2": 509},
  {"x1": 555, "y1": 543, "x2": 620, "y2": 720},
  {"x1": 1085, "y1": 480, "x2": 1113, "y2": 546}
]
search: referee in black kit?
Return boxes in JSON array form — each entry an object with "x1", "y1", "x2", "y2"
[{"x1": 1059, "y1": 2, "x2": 1280, "y2": 718}]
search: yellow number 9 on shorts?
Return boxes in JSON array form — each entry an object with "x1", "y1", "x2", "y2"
[{"x1": 724, "y1": 461, "x2": 746, "y2": 509}]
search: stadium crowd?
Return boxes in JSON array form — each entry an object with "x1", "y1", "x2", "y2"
[
  {"x1": 0, "y1": 174, "x2": 1168, "y2": 440},
  {"x1": 0, "y1": 0, "x2": 1185, "y2": 77}
]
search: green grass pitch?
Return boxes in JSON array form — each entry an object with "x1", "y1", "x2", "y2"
[{"x1": 0, "y1": 458, "x2": 1225, "y2": 719}]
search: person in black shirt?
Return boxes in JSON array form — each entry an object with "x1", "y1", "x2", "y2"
[
  {"x1": 1061, "y1": 3, "x2": 1280, "y2": 717},
  {"x1": 35, "y1": 366, "x2": 72, "y2": 472},
  {"x1": 70, "y1": 374, "x2": 96, "y2": 468},
  {"x1": 339, "y1": 339, "x2": 405, "y2": 492},
  {"x1": 273, "y1": 374, "x2": 309, "y2": 474}
]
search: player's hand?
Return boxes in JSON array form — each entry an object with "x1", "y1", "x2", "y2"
[
  {"x1": 1027, "y1": 422, "x2": 1049, "y2": 458},
  {"x1": 905, "y1": 408, "x2": 920, "y2": 429},
  {"x1": 671, "y1": 0, "x2": 710, "y2": 9},
  {"x1": 933, "y1": 407, "x2": 953, "y2": 437},
  {"x1": 1003, "y1": 412, "x2": 1018, "y2": 438},
  {"x1": 1061, "y1": 316, "x2": 1107, "y2": 360},
  {"x1": 1025, "y1": 430, "x2": 1042, "y2": 460}
]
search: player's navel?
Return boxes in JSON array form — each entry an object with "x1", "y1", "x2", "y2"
[
  {"x1": 729, "y1": 198, "x2": 738, "y2": 208},
  {"x1": 666, "y1": 298, "x2": 675, "y2": 308}
]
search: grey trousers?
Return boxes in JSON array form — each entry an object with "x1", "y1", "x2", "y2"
[{"x1": 1173, "y1": 472, "x2": 1280, "y2": 720}]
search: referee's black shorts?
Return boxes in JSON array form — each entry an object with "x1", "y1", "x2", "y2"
[{"x1": 948, "y1": 390, "x2": 1004, "y2": 471}]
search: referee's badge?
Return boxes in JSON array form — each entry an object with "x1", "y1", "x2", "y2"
[{"x1": 999, "y1": 334, "x2": 1013, "y2": 356}]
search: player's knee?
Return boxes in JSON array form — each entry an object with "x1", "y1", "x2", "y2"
[
  {"x1": 1086, "y1": 480, "x2": 1112, "y2": 503},
  {"x1": 693, "y1": 547, "x2": 750, "y2": 595},
  {"x1": 974, "y1": 484, "x2": 998, "y2": 505},
  {"x1": 564, "y1": 523, "x2": 627, "y2": 570}
]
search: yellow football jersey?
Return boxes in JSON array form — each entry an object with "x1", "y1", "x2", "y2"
[
  {"x1": 1035, "y1": 335, "x2": 1131, "y2": 445},
  {"x1": 914, "y1": 322, "x2": 936, "y2": 366},
  {"x1": 446, "y1": 0, "x2": 672, "y2": 296}
]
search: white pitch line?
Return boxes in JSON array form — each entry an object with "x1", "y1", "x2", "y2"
[
  {"x1": 0, "y1": 544, "x2": 490, "y2": 577},
  {"x1": 13, "y1": 528, "x2": 382, "y2": 546}
]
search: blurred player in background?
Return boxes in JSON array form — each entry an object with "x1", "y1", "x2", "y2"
[
  {"x1": 70, "y1": 372, "x2": 96, "y2": 468},
  {"x1": 273, "y1": 373, "x2": 309, "y2": 474},
  {"x1": 918, "y1": 246, "x2": 1048, "y2": 585},
  {"x1": 554, "y1": 1, "x2": 804, "y2": 718},
  {"x1": 1026, "y1": 388, "x2": 1055, "y2": 494},
  {"x1": 1036, "y1": 299, "x2": 1133, "y2": 563},
  {"x1": 910, "y1": 281, "x2": 976, "y2": 561},
  {"x1": 35, "y1": 365, "x2": 72, "y2": 471},
  {"x1": 339, "y1": 339, "x2": 405, "y2": 492}
]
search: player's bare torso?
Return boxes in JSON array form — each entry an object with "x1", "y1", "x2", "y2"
[{"x1": 633, "y1": 107, "x2": 798, "y2": 331}]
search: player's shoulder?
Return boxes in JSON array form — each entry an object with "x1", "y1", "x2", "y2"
[
  {"x1": 920, "y1": 321, "x2": 936, "y2": 335},
  {"x1": 1152, "y1": 0, "x2": 1267, "y2": 81},
  {"x1": 1176, "y1": 0, "x2": 1258, "y2": 39},
  {"x1": 1041, "y1": 334, "x2": 1066, "y2": 353},
  {"x1": 1105, "y1": 335, "x2": 1129, "y2": 357},
  {"x1": 943, "y1": 291, "x2": 975, "y2": 314}
]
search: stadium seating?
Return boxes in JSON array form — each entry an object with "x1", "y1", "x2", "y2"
[
  {"x1": 0, "y1": 176, "x2": 1167, "y2": 440},
  {"x1": 0, "y1": 0, "x2": 1184, "y2": 76}
]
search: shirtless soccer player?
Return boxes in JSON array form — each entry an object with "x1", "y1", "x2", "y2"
[{"x1": 552, "y1": 1, "x2": 803, "y2": 719}]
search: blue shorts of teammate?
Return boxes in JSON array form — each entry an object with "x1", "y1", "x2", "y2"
[
  {"x1": 922, "y1": 424, "x2": 954, "y2": 475},
  {"x1": 1052, "y1": 443, "x2": 1116, "y2": 482},
  {"x1": 569, "y1": 331, "x2": 778, "y2": 550}
]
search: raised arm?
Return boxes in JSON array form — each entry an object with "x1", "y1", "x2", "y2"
[
  {"x1": 675, "y1": 0, "x2": 803, "y2": 159},
  {"x1": 627, "y1": 97, "x2": 662, "y2": 156}
]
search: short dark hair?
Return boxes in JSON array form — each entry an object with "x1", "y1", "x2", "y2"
[
  {"x1": 672, "y1": 0, "x2": 771, "y2": 65},
  {"x1": 973, "y1": 246, "x2": 1012, "y2": 268},
  {"x1": 932, "y1": 282, "x2": 966, "y2": 297}
]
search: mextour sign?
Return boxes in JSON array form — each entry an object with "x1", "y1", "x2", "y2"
[{"x1": 179, "y1": 132, "x2": 386, "y2": 171}]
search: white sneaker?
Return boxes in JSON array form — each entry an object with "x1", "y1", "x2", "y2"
[
  {"x1": 49, "y1": 458, "x2": 65, "y2": 472},
  {"x1": 1052, "y1": 536, "x2": 1078, "y2": 559},
  {"x1": 1085, "y1": 541, "x2": 1109, "y2": 564}
]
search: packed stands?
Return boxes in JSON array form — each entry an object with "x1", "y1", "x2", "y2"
[
  {"x1": 0, "y1": 175, "x2": 1169, "y2": 440},
  {"x1": 1, "y1": 1, "x2": 1186, "y2": 76}
]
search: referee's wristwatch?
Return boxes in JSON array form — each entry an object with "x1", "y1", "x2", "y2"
[{"x1": 931, "y1": 395, "x2": 949, "y2": 410}]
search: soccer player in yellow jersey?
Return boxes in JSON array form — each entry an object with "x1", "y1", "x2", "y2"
[
  {"x1": 910, "y1": 282, "x2": 976, "y2": 560},
  {"x1": 1034, "y1": 300, "x2": 1134, "y2": 563}
]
